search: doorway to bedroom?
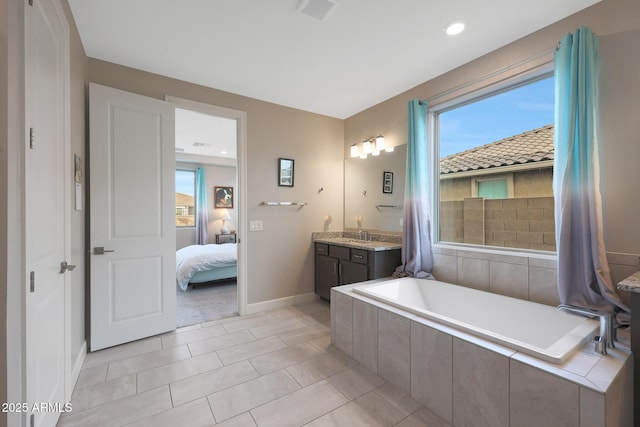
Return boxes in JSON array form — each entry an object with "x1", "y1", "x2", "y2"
[{"x1": 171, "y1": 99, "x2": 246, "y2": 328}]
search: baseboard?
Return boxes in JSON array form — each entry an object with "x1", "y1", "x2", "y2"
[
  {"x1": 246, "y1": 292, "x2": 319, "y2": 314},
  {"x1": 68, "y1": 341, "x2": 87, "y2": 398}
]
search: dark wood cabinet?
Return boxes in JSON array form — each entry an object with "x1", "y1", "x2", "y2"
[
  {"x1": 315, "y1": 253, "x2": 338, "y2": 300},
  {"x1": 315, "y1": 242, "x2": 400, "y2": 301}
]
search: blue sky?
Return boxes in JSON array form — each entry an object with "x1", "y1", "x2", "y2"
[
  {"x1": 176, "y1": 170, "x2": 195, "y2": 195},
  {"x1": 439, "y1": 77, "x2": 554, "y2": 158}
]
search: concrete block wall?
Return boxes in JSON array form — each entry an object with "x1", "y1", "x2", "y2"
[{"x1": 440, "y1": 197, "x2": 556, "y2": 251}]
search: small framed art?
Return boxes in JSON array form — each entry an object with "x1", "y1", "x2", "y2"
[
  {"x1": 383, "y1": 171, "x2": 393, "y2": 194},
  {"x1": 278, "y1": 158, "x2": 294, "y2": 187},
  {"x1": 214, "y1": 186, "x2": 234, "y2": 209}
]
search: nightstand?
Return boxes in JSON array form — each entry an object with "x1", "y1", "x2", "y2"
[{"x1": 215, "y1": 233, "x2": 237, "y2": 244}]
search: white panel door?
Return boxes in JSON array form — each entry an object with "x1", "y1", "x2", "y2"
[
  {"x1": 25, "y1": 1, "x2": 70, "y2": 426},
  {"x1": 89, "y1": 83, "x2": 176, "y2": 351}
]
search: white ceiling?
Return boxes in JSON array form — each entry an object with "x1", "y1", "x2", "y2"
[
  {"x1": 175, "y1": 107, "x2": 237, "y2": 159},
  {"x1": 68, "y1": 0, "x2": 600, "y2": 119}
]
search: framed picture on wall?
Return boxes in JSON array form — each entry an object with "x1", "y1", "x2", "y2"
[
  {"x1": 278, "y1": 158, "x2": 294, "y2": 187},
  {"x1": 214, "y1": 186, "x2": 234, "y2": 209},
  {"x1": 383, "y1": 171, "x2": 393, "y2": 194}
]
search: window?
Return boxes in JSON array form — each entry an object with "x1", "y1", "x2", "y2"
[
  {"x1": 175, "y1": 170, "x2": 196, "y2": 227},
  {"x1": 434, "y1": 75, "x2": 555, "y2": 251},
  {"x1": 477, "y1": 179, "x2": 508, "y2": 199}
]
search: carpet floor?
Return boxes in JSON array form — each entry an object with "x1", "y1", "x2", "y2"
[{"x1": 176, "y1": 279, "x2": 238, "y2": 328}]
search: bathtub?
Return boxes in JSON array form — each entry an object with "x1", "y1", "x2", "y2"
[{"x1": 353, "y1": 277, "x2": 598, "y2": 364}]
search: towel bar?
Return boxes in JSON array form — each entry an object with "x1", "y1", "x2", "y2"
[
  {"x1": 376, "y1": 204, "x2": 402, "y2": 209},
  {"x1": 261, "y1": 201, "x2": 308, "y2": 206}
]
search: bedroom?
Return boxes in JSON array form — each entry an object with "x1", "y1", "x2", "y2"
[{"x1": 174, "y1": 106, "x2": 240, "y2": 326}]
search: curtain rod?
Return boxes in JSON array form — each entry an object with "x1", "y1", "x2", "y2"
[{"x1": 420, "y1": 46, "x2": 556, "y2": 105}]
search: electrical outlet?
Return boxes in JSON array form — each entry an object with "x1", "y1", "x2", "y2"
[{"x1": 250, "y1": 220, "x2": 263, "y2": 231}]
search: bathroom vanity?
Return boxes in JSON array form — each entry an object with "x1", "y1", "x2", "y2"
[{"x1": 314, "y1": 234, "x2": 401, "y2": 300}]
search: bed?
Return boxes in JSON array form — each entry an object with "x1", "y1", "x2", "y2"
[{"x1": 176, "y1": 243, "x2": 237, "y2": 291}]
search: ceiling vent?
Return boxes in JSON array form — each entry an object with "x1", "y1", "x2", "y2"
[{"x1": 298, "y1": 0, "x2": 338, "y2": 21}]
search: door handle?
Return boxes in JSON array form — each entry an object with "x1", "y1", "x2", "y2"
[
  {"x1": 60, "y1": 261, "x2": 76, "y2": 274},
  {"x1": 93, "y1": 246, "x2": 115, "y2": 255}
]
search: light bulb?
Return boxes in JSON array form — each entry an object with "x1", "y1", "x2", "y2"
[{"x1": 362, "y1": 140, "x2": 372, "y2": 154}]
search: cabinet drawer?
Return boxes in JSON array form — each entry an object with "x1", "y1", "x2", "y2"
[
  {"x1": 329, "y1": 245, "x2": 350, "y2": 260},
  {"x1": 351, "y1": 249, "x2": 368, "y2": 264},
  {"x1": 316, "y1": 243, "x2": 329, "y2": 255}
]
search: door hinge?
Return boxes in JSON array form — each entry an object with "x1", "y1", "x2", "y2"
[
  {"x1": 28, "y1": 0, "x2": 33, "y2": 6},
  {"x1": 29, "y1": 127, "x2": 35, "y2": 149},
  {"x1": 30, "y1": 271, "x2": 35, "y2": 293}
]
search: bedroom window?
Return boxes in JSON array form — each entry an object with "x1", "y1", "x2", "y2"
[
  {"x1": 176, "y1": 169, "x2": 196, "y2": 227},
  {"x1": 434, "y1": 74, "x2": 555, "y2": 251}
]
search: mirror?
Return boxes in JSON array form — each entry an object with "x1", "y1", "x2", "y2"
[{"x1": 344, "y1": 144, "x2": 407, "y2": 232}]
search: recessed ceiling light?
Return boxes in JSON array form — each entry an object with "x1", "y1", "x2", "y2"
[
  {"x1": 444, "y1": 21, "x2": 465, "y2": 36},
  {"x1": 220, "y1": 150, "x2": 228, "y2": 155}
]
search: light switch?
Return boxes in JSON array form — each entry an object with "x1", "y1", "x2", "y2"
[{"x1": 250, "y1": 220, "x2": 263, "y2": 231}]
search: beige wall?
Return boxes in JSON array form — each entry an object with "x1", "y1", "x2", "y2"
[
  {"x1": 514, "y1": 168, "x2": 553, "y2": 198},
  {"x1": 441, "y1": 168, "x2": 553, "y2": 201},
  {"x1": 88, "y1": 59, "x2": 345, "y2": 305},
  {"x1": 345, "y1": 0, "x2": 640, "y2": 257}
]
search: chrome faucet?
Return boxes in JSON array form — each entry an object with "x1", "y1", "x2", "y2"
[
  {"x1": 557, "y1": 304, "x2": 616, "y2": 355},
  {"x1": 359, "y1": 230, "x2": 370, "y2": 241}
]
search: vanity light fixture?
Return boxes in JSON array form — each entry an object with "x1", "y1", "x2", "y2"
[
  {"x1": 444, "y1": 20, "x2": 465, "y2": 36},
  {"x1": 352, "y1": 135, "x2": 388, "y2": 159}
]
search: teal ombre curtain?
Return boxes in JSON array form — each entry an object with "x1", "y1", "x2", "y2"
[
  {"x1": 195, "y1": 167, "x2": 209, "y2": 245},
  {"x1": 554, "y1": 27, "x2": 628, "y2": 317},
  {"x1": 395, "y1": 100, "x2": 434, "y2": 278}
]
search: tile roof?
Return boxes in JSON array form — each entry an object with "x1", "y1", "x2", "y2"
[
  {"x1": 176, "y1": 192, "x2": 194, "y2": 207},
  {"x1": 440, "y1": 124, "x2": 554, "y2": 175}
]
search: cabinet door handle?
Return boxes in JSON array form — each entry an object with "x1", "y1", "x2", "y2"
[
  {"x1": 353, "y1": 254, "x2": 363, "y2": 259},
  {"x1": 338, "y1": 264, "x2": 342, "y2": 280}
]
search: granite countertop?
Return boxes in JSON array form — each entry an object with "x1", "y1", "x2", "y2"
[
  {"x1": 313, "y1": 236, "x2": 402, "y2": 252},
  {"x1": 617, "y1": 271, "x2": 640, "y2": 294}
]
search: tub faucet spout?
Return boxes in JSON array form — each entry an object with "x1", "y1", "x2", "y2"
[{"x1": 557, "y1": 304, "x2": 615, "y2": 355}]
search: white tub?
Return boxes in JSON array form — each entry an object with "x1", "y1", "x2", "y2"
[{"x1": 353, "y1": 277, "x2": 598, "y2": 364}]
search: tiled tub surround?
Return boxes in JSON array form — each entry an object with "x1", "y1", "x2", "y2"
[
  {"x1": 431, "y1": 245, "x2": 639, "y2": 308},
  {"x1": 331, "y1": 284, "x2": 633, "y2": 427}
]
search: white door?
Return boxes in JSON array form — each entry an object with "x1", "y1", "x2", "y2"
[
  {"x1": 89, "y1": 83, "x2": 176, "y2": 351},
  {"x1": 25, "y1": 0, "x2": 70, "y2": 426}
]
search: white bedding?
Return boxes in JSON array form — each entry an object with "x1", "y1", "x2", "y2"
[{"x1": 176, "y1": 243, "x2": 237, "y2": 291}]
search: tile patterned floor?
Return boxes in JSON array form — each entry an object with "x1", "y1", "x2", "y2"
[{"x1": 57, "y1": 300, "x2": 452, "y2": 427}]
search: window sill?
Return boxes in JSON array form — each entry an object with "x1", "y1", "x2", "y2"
[{"x1": 433, "y1": 242, "x2": 557, "y2": 262}]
